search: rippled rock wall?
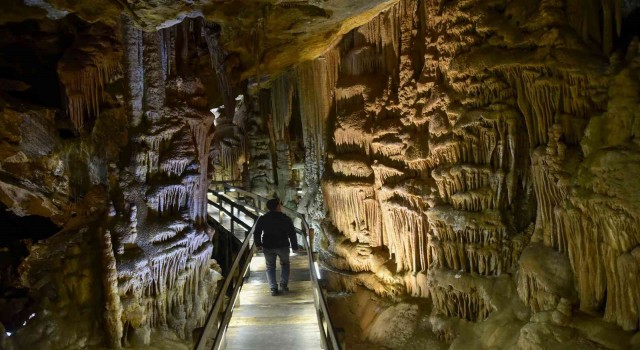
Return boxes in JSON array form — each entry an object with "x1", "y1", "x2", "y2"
[
  {"x1": 0, "y1": 15, "x2": 227, "y2": 349},
  {"x1": 252, "y1": 0, "x2": 640, "y2": 348}
]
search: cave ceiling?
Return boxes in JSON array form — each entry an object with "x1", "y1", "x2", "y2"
[{"x1": 2, "y1": 0, "x2": 400, "y2": 79}]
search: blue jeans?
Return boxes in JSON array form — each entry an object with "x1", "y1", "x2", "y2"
[{"x1": 263, "y1": 247, "x2": 290, "y2": 290}]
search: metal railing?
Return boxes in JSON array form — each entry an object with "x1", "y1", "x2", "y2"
[
  {"x1": 195, "y1": 187, "x2": 256, "y2": 350},
  {"x1": 195, "y1": 183, "x2": 342, "y2": 350}
]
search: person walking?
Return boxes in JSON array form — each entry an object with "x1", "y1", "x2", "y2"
[{"x1": 251, "y1": 198, "x2": 299, "y2": 296}]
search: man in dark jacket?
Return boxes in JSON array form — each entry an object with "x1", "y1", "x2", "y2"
[{"x1": 251, "y1": 198, "x2": 298, "y2": 296}]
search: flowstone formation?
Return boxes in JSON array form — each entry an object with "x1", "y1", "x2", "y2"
[
  {"x1": 2, "y1": 0, "x2": 640, "y2": 349},
  {"x1": 248, "y1": 0, "x2": 640, "y2": 348},
  {"x1": 0, "y1": 13, "x2": 235, "y2": 350}
]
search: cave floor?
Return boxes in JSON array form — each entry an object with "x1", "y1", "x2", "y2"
[{"x1": 223, "y1": 253, "x2": 322, "y2": 349}]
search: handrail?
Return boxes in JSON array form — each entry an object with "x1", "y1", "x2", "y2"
[
  {"x1": 195, "y1": 188, "x2": 258, "y2": 350},
  {"x1": 220, "y1": 184, "x2": 342, "y2": 350}
]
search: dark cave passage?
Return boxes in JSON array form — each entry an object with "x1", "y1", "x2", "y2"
[{"x1": 0, "y1": 202, "x2": 60, "y2": 334}]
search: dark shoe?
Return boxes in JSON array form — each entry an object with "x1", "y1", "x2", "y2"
[
  {"x1": 280, "y1": 283, "x2": 289, "y2": 292},
  {"x1": 271, "y1": 288, "x2": 280, "y2": 296}
]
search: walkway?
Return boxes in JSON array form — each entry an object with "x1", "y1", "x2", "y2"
[
  {"x1": 206, "y1": 191, "x2": 322, "y2": 350},
  {"x1": 224, "y1": 253, "x2": 321, "y2": 349}
]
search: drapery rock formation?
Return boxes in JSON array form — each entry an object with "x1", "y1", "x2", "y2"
[
  {"x1": 0, "y1": 13, "x2": 229, "y2": 350},
  {"x1": 2, "y1": 0, "x2": 640, "y2": 349},
  {"x1": 243, "y1": 0, "x2": 640, "y2": 348}
]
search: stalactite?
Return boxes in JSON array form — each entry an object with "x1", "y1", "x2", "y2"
[
  {"x1": 114, "y1": 20, "x2": 222, "y2": 346},
  {"x1": 380, "y1": 202, "x2": 427, "y2": 272},
  {"x1": 371, "y1": 163, "x2": 404, "y2": 186},
  {"x1": 160, "y1": 159, "x2": 191, "y2": 177},
  {"x1": 334, "y1": 121, "x2": 373, "y2": 154},
  {"x1": 297, "y1": 48, "x2": 340, "y2": 167},
  {"x1": 553, "y1": 202, "x2": 640, "y2": 331},
  {"x1": 530, "y1": 149, "x2": 569, "y2": 250},
  {"x1": 142, "y1": 30, "x2": 166, "y2": 114},
  {"x1": 347, "y1": 1, "x2": 401, "y2": 76},
  {"x1": 160, "y1": 27, "x2": 174, "y2": 80},
  {"x1": 432, "y1": 165, "x2": 503, "y2": 209},
  {"x1": 426, "y1": 207, "x2": 512, "y2": 276},
  {"x1": 202, "y1": 21, "x2": 236, "y2": 119},
  {"x1": 341, "y1": 47, "x2": 384, "y2": 76},
  {"x1": 270, "y1": 72, "x2": 295, "y2": 140},
  {"x1": 123, "y1": 16, "x2": 144, "y2": 126},
  {"x1": 430, "y1": 285, "x2": 491, "y2": 322},
  {"x1": 331, "y1": 158, "x2": 374, "y2": 178},
  {"x1": 403, "y1": 271, "x2": 429, "y2": 298},
  {"x1": 151, "y1": 183, "x2": 196, "y2": 215},
  {"x1": 322, "y1": 180, "x2": 381, "y2": 245},
  {"x1": 58, "y1": 46, "x2": 122, "y2": 130},
  {"x1": 567, "y1": 0, "x2": 603, "y2": 52}
]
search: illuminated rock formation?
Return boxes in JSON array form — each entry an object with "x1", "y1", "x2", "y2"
[
  {"x1": 1, "y1": 0, "x2": 640, "y2": 349},
  {"x1": 248, "y1": 0, "x2": 640, "y2": 348}
]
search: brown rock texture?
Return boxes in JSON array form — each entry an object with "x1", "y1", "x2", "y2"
[
  {"x1": 1, "y1": 0, "x2": 640, "y2": 349},
  {"x1": 0, "y1": 14, "x2": 229, "y2": 350},
  {"x1": 249, "y1": 0, "x2": 640, "y2": 348}
]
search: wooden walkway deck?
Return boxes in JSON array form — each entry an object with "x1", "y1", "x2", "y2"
[{"x1": 207, "y1": 194, "x2": 322, "y2": 350}]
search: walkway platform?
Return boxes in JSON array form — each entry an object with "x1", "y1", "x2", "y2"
[
  {"x1": 207, "y1": 190, "x2": 322, "y2": 350},
  {"x1": 224, "y1": 253, "x2": 322, "y2": 350}
]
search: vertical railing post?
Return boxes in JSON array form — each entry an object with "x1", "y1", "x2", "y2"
[
  {"x1": 230, "y1": 203, "x2": 235, "y2": 236},
  {"x1": 309, "y1": 228, "x2": 315, "y2": 253},
  {"x1": 218, "y1": 189, "x2": 223, "y2": 224}
]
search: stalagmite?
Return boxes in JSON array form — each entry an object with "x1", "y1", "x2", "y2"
[
  {"x1": 188, "y1": 113, "x2": 215, "y2": 224},
  {"x1": 101, "y1": 229, "x2": 123, "y2": 349},
  {"x1": 5, "y1": 0, "x2": 640, "y2": 348}
]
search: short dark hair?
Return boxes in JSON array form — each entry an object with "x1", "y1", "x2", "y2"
[{"x1": 266, "y1": 198, "x2": 281, "y2": 211}]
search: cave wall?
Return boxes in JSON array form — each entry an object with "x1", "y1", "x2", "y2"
[
  {"x1": 0, "y1": 15, "x2": 227, "y2": 349},
  {"x1": 2, "y1": 0, "x2": 640, "y2": 348},
  {"x1": 255, "y1": 0, "x2": 640, "y2": 348}
]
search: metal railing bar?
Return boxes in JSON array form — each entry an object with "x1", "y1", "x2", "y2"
[
  {"x1": 211, "y1": 241, "x2": 254, "y2": 349},
  {"x1": 195, "y1": 218, "x2": 254, "y2": 350},
  {"x1": 207, "y1": 199, "x2": 252, "y2": 231},
  {"x1": 200, "y1": 182, "x2": 342, "y2": 350},
  {"x1": 221, "y1": 183, "x2": 341, "y2": 350}
]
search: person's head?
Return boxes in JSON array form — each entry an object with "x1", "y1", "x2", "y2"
[{"x1": 266, "y1": 198, "x2": 281, "y2": 212}]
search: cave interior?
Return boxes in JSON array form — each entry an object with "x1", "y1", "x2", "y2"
[{"x1": 1, "y1": 0, "x2": 640, "y2": 349}]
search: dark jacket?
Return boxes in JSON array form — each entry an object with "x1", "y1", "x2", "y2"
[{"x1": 251, "y1": 211, "x2": 298, "y2": 249}]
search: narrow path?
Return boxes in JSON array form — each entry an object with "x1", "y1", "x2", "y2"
[
  {"x1": 224, "y1": 253, "x2": 322, "y2": 350},
  {"x1": 206, "y1": 191, "x2": 322, "y2": 349}
]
